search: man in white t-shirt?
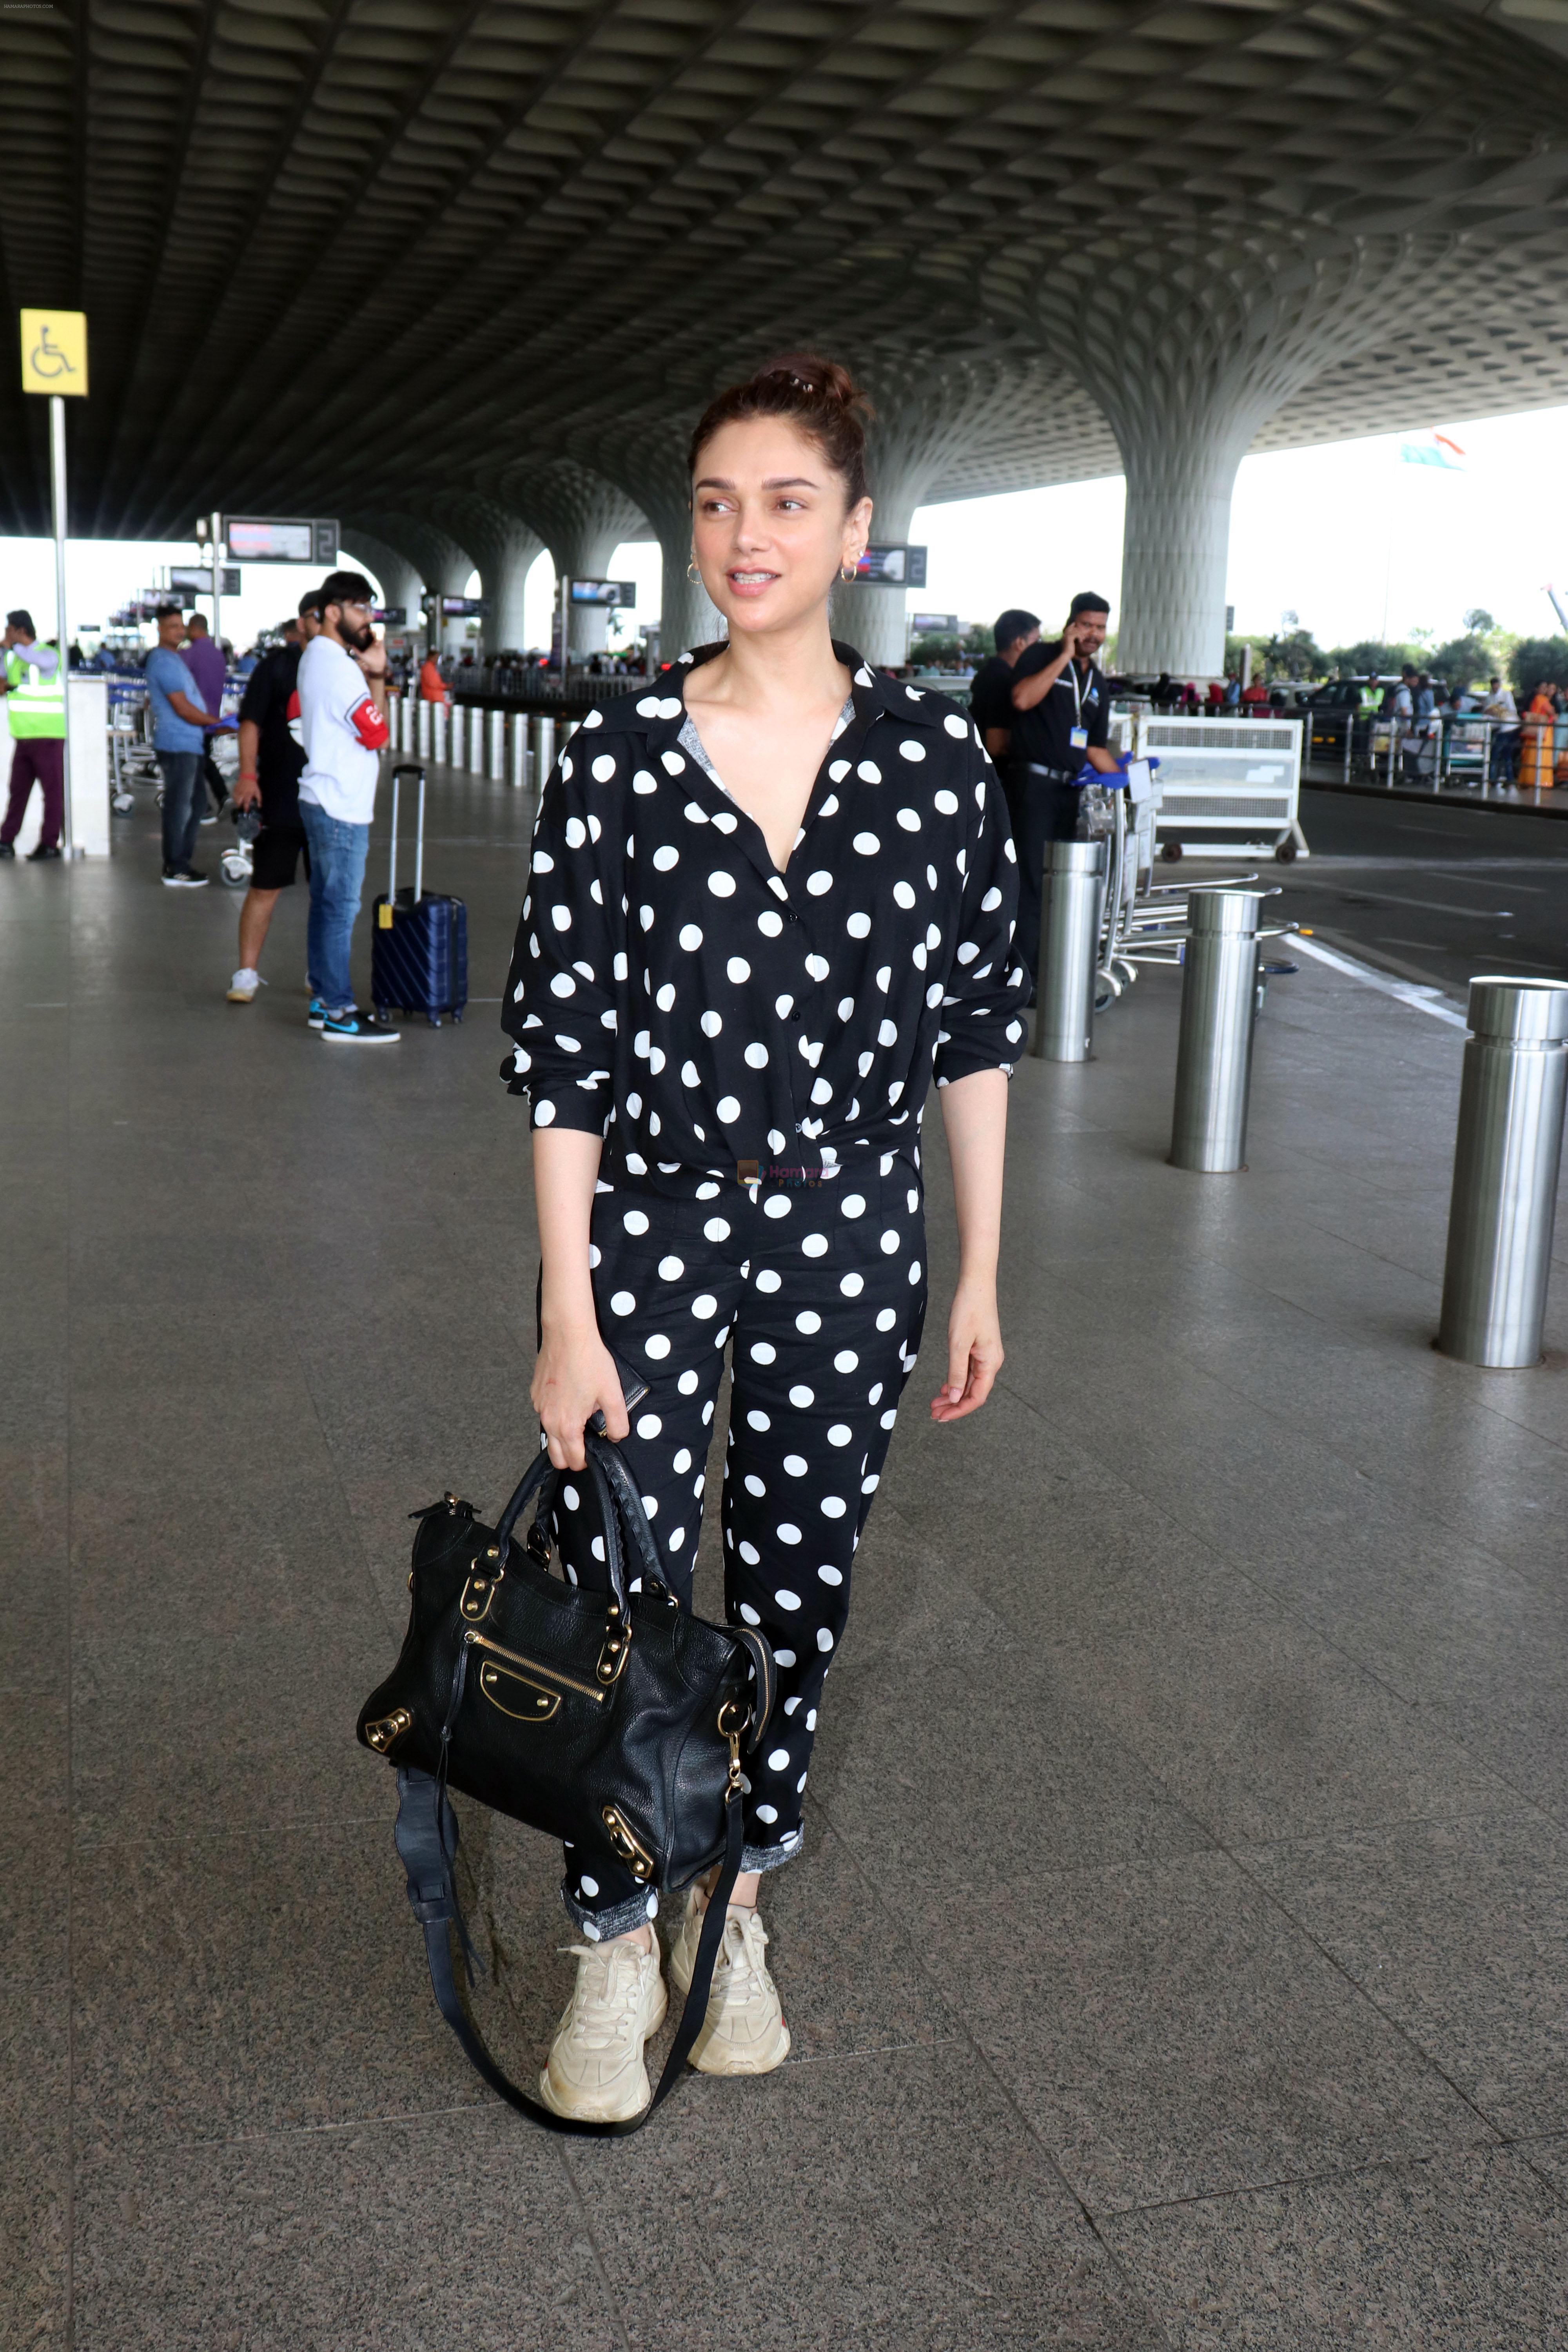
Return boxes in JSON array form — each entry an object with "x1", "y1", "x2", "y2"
[
  {"x1": 1482, "y1": 675, "x2": 1520, "y2": 785},
  {"x1": 296, "y1": 570, "x2": 398, "y2": 1042}
]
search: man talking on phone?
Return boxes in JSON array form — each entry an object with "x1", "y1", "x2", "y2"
[
  {"x1": 1008, "y1": 591, "x2": 1122, "y2": 995},
  {"x1": 296, "y1": 570, "x2": 398, "y2": 1043}
]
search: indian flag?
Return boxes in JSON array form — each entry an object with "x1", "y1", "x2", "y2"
[{"x1": 1399, "y1": 430, "x2": 1466, "y2": 471}]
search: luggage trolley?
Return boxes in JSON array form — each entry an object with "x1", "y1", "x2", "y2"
[
  {"x1": 1144, "y1": 714, "x2": 1308, "y2": 863},
  {"x1": 108, "y1": 678, "x2": 158, "y2": 814}
]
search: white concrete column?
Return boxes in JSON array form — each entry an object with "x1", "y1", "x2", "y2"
[
  {"x1": 594, "y1": 436, "x2": 720, "y2": 665},
  {"x1": 834, "y1": 366, "x2": 1032, "y2": 668},
  {"x1": 340, "y1": 527, "x2": 423, "y2": 630},
  {"x1": 437, "y1": 498, "x2": 544, "y2": 657},
  {"x1": 356, "y1": 514, "x2": 474, "y2": 652},
  {"x1": 1019, "y1": 231, "x2": 1430, "y2": 674},
  {"x1": 502, "y1": 463, "x2": 648, "y2": 662},
  {"x1": 1115, "y1": 420, "x2": 1252, "y2": 677}
]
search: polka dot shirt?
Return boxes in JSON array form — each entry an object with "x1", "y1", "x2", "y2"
[{"x1": 501, "y1": 642, "x2": 1028, "y2": 1184}]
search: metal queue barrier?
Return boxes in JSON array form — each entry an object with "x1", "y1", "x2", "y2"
[
  {"x1": 1437, "y1": 979, "x2": 1568, "y2": 1367},
  {"x1": 393, "y1": 695, "x2": 538, "y2": 784}
]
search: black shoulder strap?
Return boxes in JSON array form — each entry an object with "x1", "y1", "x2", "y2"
[{"x1": 392, "y1": 1766, "x2": 743, "y2": 2138}]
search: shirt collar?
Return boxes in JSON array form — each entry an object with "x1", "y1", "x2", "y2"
[{"x1": 588, "y1": 640, "x2": 956, "y2": 747}]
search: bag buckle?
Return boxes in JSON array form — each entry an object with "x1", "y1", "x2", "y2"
[
  {"x1": 595, "y1": 1599, "x2": 632, "y2": 1686},
  {"x1": 601, "y1": 1803, "x2": 655, "y2": 1882},
  {"x1": 364, "y1": 1707, "x2": 413, "y2": 1753}
]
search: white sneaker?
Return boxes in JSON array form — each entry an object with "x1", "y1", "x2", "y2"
[
  {"x1": 539, "y1": 1939, "x2": 668, "y2": 2122},
  {"x1": 227, "y1": 967, "x2": 263, "y2": 1003},
  {"x1": 667, "y1": 1897, "x2": 791, "y2": 2075}
]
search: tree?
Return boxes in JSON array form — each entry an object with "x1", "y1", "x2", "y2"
[
  {"x1": 1323, "y1": 638, "x2": 1415, "y2": 677},
  {"x1": 1262, "y1": 626, "x2": 1326, "y2": 679},
  {"x1": 1508, "y1": 635, "x2": 1568, "y2": 695},
  {"x1": 1463, "y1": 608, "x2": 1496, "y2": 635},
  {"x1": 1428, "y1": 634, "x2": 1493, "y2": 690},
  {"x1": 907, "y1": 630, "x2": 963, "y2": 664}
]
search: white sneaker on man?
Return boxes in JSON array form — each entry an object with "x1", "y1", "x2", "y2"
[
  {"x1": 539, "y1": 1939, "x2": 668, "y2": 2122},
  {"x1": 227, "y1": 968, "x2": 263, "y2": 1003},
  {"x1": 667, "y1": 1898, "x2": 791, "y2": 2075}
]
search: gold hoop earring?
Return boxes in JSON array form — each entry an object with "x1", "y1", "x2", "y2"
[
  {"x1": 840, "y1": 560, "x2": 858, "y2": 584},
  {"x1": 686, "y1": 551, "x2": 701, "y2": 585}
]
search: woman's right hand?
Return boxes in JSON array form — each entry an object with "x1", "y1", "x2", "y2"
[{"x1": 531, "y1": 1320, "x2": 629, "y2": 1470}]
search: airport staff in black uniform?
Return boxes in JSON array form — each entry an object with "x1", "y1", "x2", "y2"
[
  {"x1": 1008, "y1": 590, "x2": 1122, "y2": 992},
  {"x1": 969, "y1": 607, "x2": 1040, "y2": 763}
]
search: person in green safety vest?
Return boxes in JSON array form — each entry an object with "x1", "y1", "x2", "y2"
[{"x1": 0, "y1": 608, "x2": 67, "y2": 861}]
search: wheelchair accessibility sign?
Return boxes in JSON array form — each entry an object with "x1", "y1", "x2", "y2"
[{"x1": 20, "y1": 309, "x2": 88, "y2": 396}]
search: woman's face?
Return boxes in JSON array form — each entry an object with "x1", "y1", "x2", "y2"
[{"x1": 691, "y1": 415, "x2": 871, "y2": 642}]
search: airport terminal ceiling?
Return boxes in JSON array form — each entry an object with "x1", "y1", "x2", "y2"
[{"x1": 3, "y1": 0, "x2": 1568, "y2": 555}]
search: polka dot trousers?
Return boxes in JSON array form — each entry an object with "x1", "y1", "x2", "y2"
[{"x1": 550, "y1": 1151, "x2": 927, "y2": 1941}]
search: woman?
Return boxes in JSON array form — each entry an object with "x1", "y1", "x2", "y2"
[
  {"x1": 1521, "y1": 681, "x2": 1558, "y2": 790},
  {"x1": 501, "y1": 355, "x2": 1027, "y2": 2122}
]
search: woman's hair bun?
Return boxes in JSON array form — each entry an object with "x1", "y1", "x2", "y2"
[
  {"x1": 688, "y1": 351, "x2": 873, "y2": 507},
  {"x1": 750, "y1": 353, "x2": 866, "y2": 412}
]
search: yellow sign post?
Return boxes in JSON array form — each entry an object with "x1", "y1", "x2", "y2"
[
  {"x1": 20, "y1": 309, "x2": 88, "y2": 397},
  {"x1": 19, "y1": 309, "x2": 88, "y2": 854}
]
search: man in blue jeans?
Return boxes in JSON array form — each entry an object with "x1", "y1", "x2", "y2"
[
  {"x1": 296, "y1": 570, "x2": 399, "y2": 1043},
  {"x1": 145, "y1": 604, "x2": 232, "y2": 885}
]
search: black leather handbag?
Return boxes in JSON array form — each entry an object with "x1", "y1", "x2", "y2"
[{"x1": 358, "y1": 1433, "x2": 775, "y2": 2136}]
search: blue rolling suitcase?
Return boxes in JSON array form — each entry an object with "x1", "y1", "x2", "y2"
[{"x1": 371, "y1": 763, "x2": 468, "y2": 1027}]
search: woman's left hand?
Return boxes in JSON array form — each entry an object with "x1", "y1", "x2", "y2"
[{"x1": 930, "y1": 1275, "x2": 1004, "y2": 1422}]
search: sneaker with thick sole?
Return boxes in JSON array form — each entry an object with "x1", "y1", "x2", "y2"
[
  {"x1": 320, "y1": 1008, "x2": 401, "y2": 1044},
  {"x1": 666, "y1": 1897, "x2": 791, "y2": 2075},
  {"x1": 26, "y1": 843, "x2": 62, "y2": 861},
  {"x1": 162, "y1": 866, "x2": 208, "y2": 888},
  {"x1": 227, "y1": 968, "x2": 263, "y2": 1004},
  {"x1": 539, "y1": 1939, "x2": 668, "y2": 2123}
]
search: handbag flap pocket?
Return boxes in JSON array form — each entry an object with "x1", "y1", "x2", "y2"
[{"x1": 477, "y1": 1657, "x2": 561, "y2": 1723}]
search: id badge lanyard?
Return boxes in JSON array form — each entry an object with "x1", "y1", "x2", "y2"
[{"x1": 1066, "y1": 658, "x2": 1090, "y2": 751}]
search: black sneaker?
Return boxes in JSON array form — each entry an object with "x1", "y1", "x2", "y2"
[
  {"x1": 0, "y1": 842, "x2": 14, "y2": 860},
  {"x1": 320, "y1": 1008, "x2": 401, "y2": 1044},
  {"x1": 161, "y1": 866, "x2": 209, "y2": 888},
  {"x1": 26, "y1": 843, "x2": 63, "y2": 862}
]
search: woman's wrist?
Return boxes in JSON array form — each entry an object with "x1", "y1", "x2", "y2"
[
  {"x1": 954, "y1": 1254, "x2": 1000, "y2": 1288},
  {"x1": 540, "y1": 1291, "x2": 599, "y2": 1339}
]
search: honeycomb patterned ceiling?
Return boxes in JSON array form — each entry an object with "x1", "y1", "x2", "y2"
[{"x1": 3, "y1": 0, "x2": 1567, "y2": 542}]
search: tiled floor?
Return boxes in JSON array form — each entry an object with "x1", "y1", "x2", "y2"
[{"x1": 6, "y1": 765, "x2": 1568, "y2": 2348}]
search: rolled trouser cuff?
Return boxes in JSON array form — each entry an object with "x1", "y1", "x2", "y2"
[
  {"x1": 559, "y1": 1879, "x2": 660, "y2": 1942},
  {"x1": 743, "y1": 1826, "x2": 804, "y2": 1877}
]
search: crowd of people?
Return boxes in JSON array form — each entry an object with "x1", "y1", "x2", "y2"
[{"x1": 0, "y1": 577, "x2": 401, "y2": 1040}]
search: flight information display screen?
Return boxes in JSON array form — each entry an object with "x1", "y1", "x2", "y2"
[{"x1": 226, "y1": 517, "x2": 314, "y2": 563}]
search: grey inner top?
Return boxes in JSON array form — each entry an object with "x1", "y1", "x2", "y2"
[{"x1": 677, "y1": 693, "x2": 856, "y2": 802}]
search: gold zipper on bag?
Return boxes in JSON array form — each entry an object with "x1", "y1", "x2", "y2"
[{"x1": 463, "y1": 1628, "x2": 606, "y2": 1704}]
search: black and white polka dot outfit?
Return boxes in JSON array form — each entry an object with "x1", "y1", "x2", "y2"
[{"x1": 501, "y1": 641, "x2": 1027, "y2": 1940}]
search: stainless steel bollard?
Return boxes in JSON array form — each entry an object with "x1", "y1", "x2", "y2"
[
  {"x1": 489, "y1": 706, "x2": 504, "y2": 780},
  {"x1": 432, "y1": 703, "x2": 448, "y2": 768},
  {"x1": 1437, "y1": 978, "x2": 1568, "y2": 1367},
  {"x1": 1032, "y1": 840, "x2": 1105, "y2": 1062},
  {"x1": 450, "y1": 702, "x2": 466, "y2": 769},
  {"x1": 416, "y1": 699, "x2": 431, "y2": 760},
  {"x1": 530, "y1": 713, "x2": 556, "y2": 790},
  {"x1": 509, "y1": 714, "x2": 525, "y2": 790},
  {"x1": 1170, "y1": 888, "x2": 1265, "y2": 1171}
]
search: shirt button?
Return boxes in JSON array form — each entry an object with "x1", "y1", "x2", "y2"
[
  {"x1": 786, "y1": 909, "x2": 801, "y2": 924},
  {"x1": 789, "y1": 1008, "x2": 802, "y2": 1024}
]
